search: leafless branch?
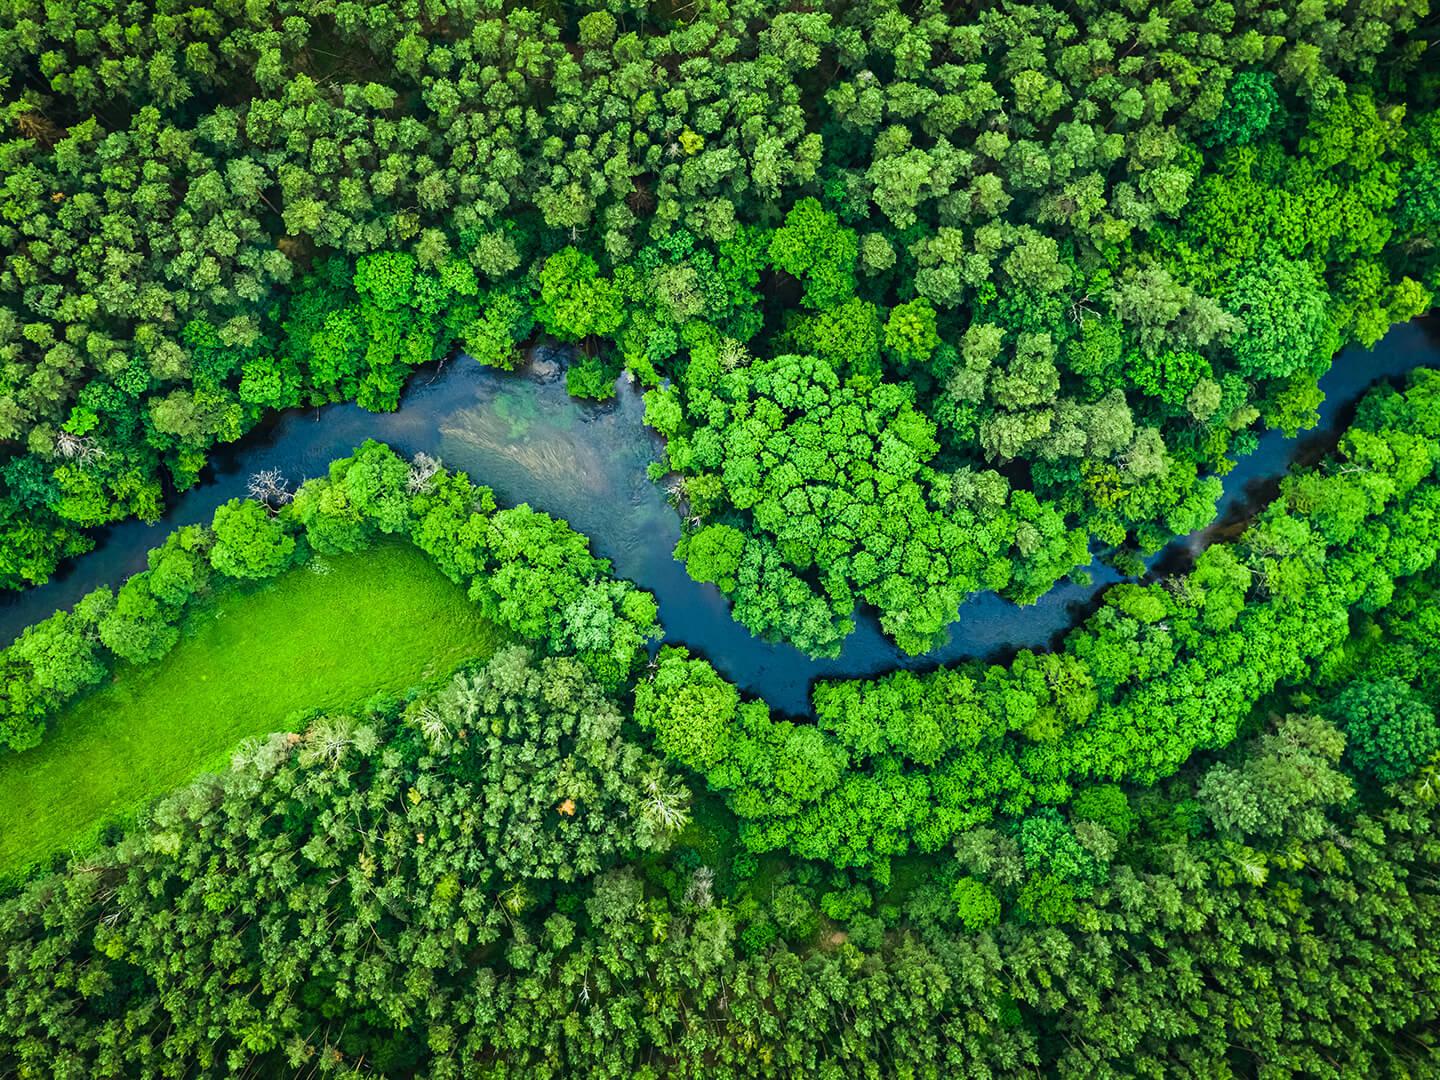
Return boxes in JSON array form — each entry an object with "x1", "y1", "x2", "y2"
[
  {"x1": 55, "y1": 431, "x2": 106, "y2": 464},
  {"x1": 407, "y1": 452, "x2": 443, "y2": 495},
  {"x1": 247, "y1": 468, "x2": 294, "y2": 509}
]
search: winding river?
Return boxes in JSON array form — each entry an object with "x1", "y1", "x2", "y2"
[{"x1": 2, "y1": 320, "x2": 1437, "y2": 715}]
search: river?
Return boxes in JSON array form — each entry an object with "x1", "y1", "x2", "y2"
[{"x1": 2, "y1": 320, "x2": 1436, "y2": 715}]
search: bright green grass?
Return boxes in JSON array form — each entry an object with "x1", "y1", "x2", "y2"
[{"x1": 0, "y1": 542, "x2": 502, "y2": 877}]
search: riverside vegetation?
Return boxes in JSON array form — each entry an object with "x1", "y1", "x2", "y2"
[
  {"x1": 2, "y1": 376, "x2": 1440, "y2": 1073},
  {"x1": 3, "y1": 0, "x2": 1439, "y2": 657},
  {"x1": 2, "y1": 0, "x2": 1440, "y2": 1076}
]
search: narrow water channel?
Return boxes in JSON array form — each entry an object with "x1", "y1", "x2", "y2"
[{"x1": 2, "y1": 320, "x2": 1436, "y2": 715}]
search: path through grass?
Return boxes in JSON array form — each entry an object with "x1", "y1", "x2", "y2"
[{"x1": 0, "y1": 543, "x2": 502, "y2": 876}]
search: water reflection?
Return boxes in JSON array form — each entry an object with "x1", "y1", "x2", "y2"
[{"x1": 1, "y1": 321, "x2": 1435, "y2": 716}]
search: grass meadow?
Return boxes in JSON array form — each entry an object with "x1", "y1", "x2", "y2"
[{"x1": 0, "y1": 543, "x2": 502, "y2": 876}]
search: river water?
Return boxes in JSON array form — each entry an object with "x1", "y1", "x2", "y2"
[{"x1": 2, "y1": 320, "x2": 1436, "y2": 715}]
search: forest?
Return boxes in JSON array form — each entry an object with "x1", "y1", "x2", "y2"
[{"x1": 1, "y1": 0, "x2": 1439, "y2": 1075}]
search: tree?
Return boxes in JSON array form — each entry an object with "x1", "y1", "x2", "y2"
[
  {"x1": 767, "y1": 197, "x2": 857, "y2": 310},
  {"x1": 1205, "y1": 71, "x2": 1282, "y2": 147},
  {"x1": 1198, "y1": 713, "x2": 1353, "y2": 838},
  {"x1": 633, "y1": 647, "x2": 739, "y2": 772},
  {"x1": 1225, "y1": 257, "x2": 1335, "y2": 380},
  {"x1": 208, "y1": 499, "x2": 297, "y2": 580},
  {"x1": 144, "y1": 526, "x2": 213, "y2": 606},
  {"x1": 286, "y1": 474, "x2": 372, "y2": 553},
  {"x1": 951, "y1": 876, "x2": 1001, "y2": 931},
  {"x1": 678, "y1": 523, "x2": 746, "y2": 593},
  {"x1": 883, "y1": 299, "x2": 939, "y2": 368},
  {"x1": 1330, "y1": 677, "x2": 1440, "y2": 782},
  {"x1": 98, "y1": 573, "x2": 181, "y2": 664},
  {"x1": 534, "y1": 248, "x2": 624, "y2": 341}
]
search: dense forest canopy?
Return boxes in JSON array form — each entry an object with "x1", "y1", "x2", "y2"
[
  {"x1": 4, "y1": 515, "x2": 1440, "y2": 1075},
  {"x1": 2, "y1": 377, "x2": 1440, "y2": 1074},
  {"x1": 1, "y1": 0, "x2": 1437, "y2": 655},
  {"x1": 3, "y1": 0, "x2": 1440, "y2": 1075}
]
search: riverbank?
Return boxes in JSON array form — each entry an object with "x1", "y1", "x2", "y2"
[{"x1": 2, "y1": 321, "x2": 1437, "y2": 715}]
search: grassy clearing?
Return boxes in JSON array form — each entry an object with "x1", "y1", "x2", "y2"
[{"x1": 0, "y1": 543, "x2": 502, "y2": 877}]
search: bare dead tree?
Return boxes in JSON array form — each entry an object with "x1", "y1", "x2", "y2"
[
  {"x1": 55, "y1": 430, "x2": 106, "y2": 464},
  {"x1": 247, "y1": 468, "x2": 294, "y2": 510},
  {"x1": 626, "y1": 182, "x2": 656, "y2": 216},
  {"x1": 407, "y1": 452, "x2": 443, "y2": 495},
  {"x1": 1068, "y1": 293, "x2": 1098, "y2": 326}
]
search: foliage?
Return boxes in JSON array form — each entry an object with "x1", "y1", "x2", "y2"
[
  {"x1": 0, "y1": 0, "x2": 1434, "y2": 670},
  {"x1": 2, "y1": 4, "x2": 1440, "y2": 1071},
  {"x1": 0, "y1": 544, "x2": 500, "y2": 876},
  {"x1": 4, "y1": 653, "x2": 1440, "y2": 1076},
  {"x1": 638, "y1": 372, "x2": 1440, "y2": 871},
  {"x1": 0, "y1": 651, "x2": 695, "y2": 1075},
  {"x1": 0, "y1": 441, "x2": 659, "y2": 755}
]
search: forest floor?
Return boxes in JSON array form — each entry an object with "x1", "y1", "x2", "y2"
[{"x1": 0, "y1": 542, "x2": 503, "y2": 877}]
